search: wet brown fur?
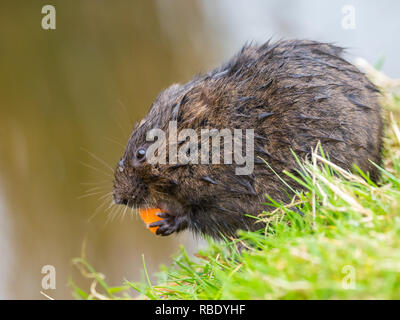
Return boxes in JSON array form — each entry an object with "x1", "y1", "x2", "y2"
[{"x1": 113, "y1": 39, "x2": 383, "y2": 239}]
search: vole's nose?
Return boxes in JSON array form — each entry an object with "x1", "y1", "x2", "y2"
[{"x1": 113, "y1": 193, "x2": 128, "y2": 205}]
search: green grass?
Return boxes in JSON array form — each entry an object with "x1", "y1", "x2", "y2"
[{"x1": 71, "y1": 65, "x2": 400, "y2": 300}]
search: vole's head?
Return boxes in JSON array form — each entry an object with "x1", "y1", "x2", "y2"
[
  {"x1": 112, "y1": 83, "x2": 194, "y2": 208},
  {"x1": 112, "y1": 143, "x2": 151, "y2": 207}
]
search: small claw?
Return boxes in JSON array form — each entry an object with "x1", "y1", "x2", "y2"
[
  {"x1": 156, "y1": 226, "x2": 174, "y2": 236},
  {"x1": 156, "y1": 212, "x2": 169, "y2": 218},
  {"x1": 149, "y1": 220, "x2": 164, "y2": 228},
  {"x1": 161, "y1": 229, "x2": 175, "y2": 236},
  {"x1": 146, "y1": 208, "x2": 188, "y2": 237}
]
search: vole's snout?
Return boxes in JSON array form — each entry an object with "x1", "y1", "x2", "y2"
[
  {"x1": 113, "y1": 192, "x2": 129, "y2": 205},
  {"x1": 112, "y1": 182, "x2": 138, "y2": 206},
  {"x1": 113, "y1": 165, "x2": 149, "y2": 207},
  {"x1": 112, "y1": 172, "x2": 132, "y2": 206}
]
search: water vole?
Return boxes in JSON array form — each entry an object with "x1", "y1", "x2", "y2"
[{"x1": 113, "y1": 39, "x2": 383, "y2": 239}]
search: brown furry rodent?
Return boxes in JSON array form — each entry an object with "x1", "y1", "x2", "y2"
[{"x1": 113, "y1": 39, "x2": 383, "y2": 239}]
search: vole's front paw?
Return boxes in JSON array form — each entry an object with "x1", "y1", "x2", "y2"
[{"x1": 149, "y1": 212, "x2": 187, "y2": 236}]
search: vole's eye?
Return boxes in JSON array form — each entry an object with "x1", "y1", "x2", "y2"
[{"x1": 136, "y1": 148, "x2": 146, "y2": 161}]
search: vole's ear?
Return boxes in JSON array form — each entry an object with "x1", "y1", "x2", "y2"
[{"x1": 175, "y1": 86, "x2": 213, "y2": 128}]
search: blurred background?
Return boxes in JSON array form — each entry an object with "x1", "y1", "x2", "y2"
[{"x1": 0, "y1": 0, "x2": 399, "y2": 299}]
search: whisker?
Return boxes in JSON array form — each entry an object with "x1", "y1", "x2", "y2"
[
  {"x1": 113, "y1": 117, "x2": 129, "y2": 140},
  {"x1": 97, "y1": 191, "x2": 113, "y2": 201},
  {"x1": 104, "y1": 205, "x2": 117, "y2": 226},
  {"x1": 77, "y1": 191, "x2": 105, "y2": 200},
  {"x1": 80, "y1": 180, "x2": 111, "y2": 186},
  {"x1": 80, "y1": 147, "x2": 114, "y2": 173},
  {"x1": 105, "y1": 136, "x2": 125, "y2": 149},
  {"x1": 79, "y1": 161, "x2": 113, "y2": 178},
  {"x1": 121, "y1": 204, "x2": 128, "y2": 222},
  {"x1": 82, "y1": 185, "x2": 107, "y2": 193},
  {"x1": 109, "y1": 204, "x2": 123, "y2": 224},
  {"x1": 87, "y1": 196, "x2": 113, "y2": 223},
  {"x1": 117, "y1": 99, "x2": 134, "y2": 128}
]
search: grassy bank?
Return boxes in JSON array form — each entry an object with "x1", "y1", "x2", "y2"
[{"x1": 70, "y1": 62, "x2": 400, "y2": 300}]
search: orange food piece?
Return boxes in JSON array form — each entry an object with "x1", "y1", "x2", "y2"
[{"x1": 139, "y1": 208, "x2": 163, "y2": 234}]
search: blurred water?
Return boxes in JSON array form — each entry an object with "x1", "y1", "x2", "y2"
[
  {"x1": 200, "y1": 0, "x2": 400, "y2": 76},
  {"x1": 0, "y1": 0, "x2": 211, "y2": 299},
  {"x1": 0, "y1": 0, "x2": 399, "y2": 299}
]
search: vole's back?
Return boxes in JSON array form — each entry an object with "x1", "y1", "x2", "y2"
[
  {"x1": 196, "y1": 40, "x2": 382, "y2": 182},
  {"x1": 114, "y1": 40, "x2": 383, "y2": 239}
]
